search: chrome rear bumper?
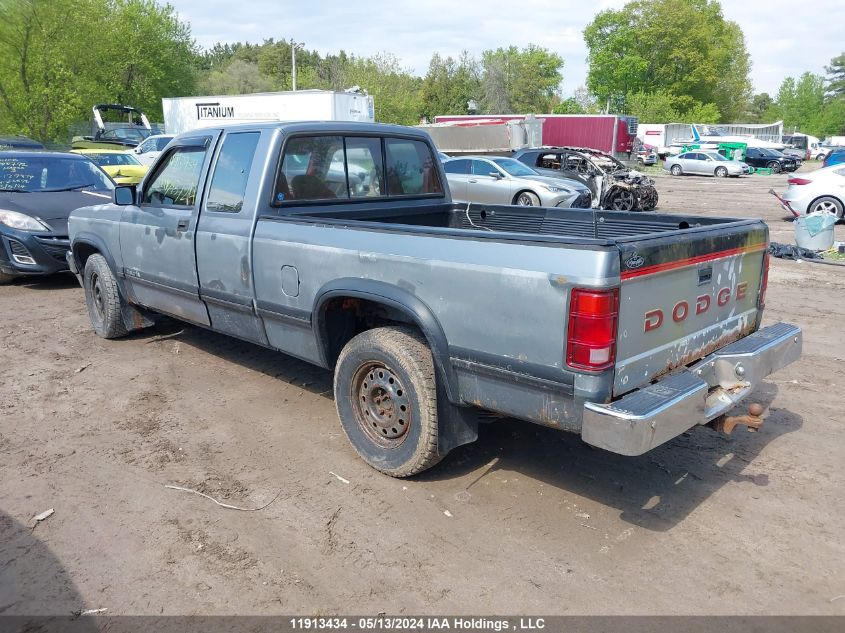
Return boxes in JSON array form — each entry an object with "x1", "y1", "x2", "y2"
[{"x1": 581, "y1": 323, "x2": 802, "y2": 456}]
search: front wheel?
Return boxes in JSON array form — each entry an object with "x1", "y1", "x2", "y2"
[
  {"x1": 767, "y1": 161, "x2": 782, "y2": 174},
  {"x1": 670, "y1": 164, "x2": 683, "y2": 176},
  {"x1": 334, "y1": 326, "x2": 441, "y2": 477},
  {"x1": 515, "y1": 191, "x2": 540, "y2": 206},
  {"x1": 83, "y1": 254, "x2": 129, "y2": 339},
  {"x1": 606, "y1": 188, "x2": 636, "y2": 211},
  {"x1": 714, "y1": 166, "x2": 728, "y2": 178}
]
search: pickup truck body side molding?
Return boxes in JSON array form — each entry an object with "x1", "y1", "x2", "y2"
[
  {"x1": 313, "y1": 279, "x2": 459, "y2": 403},
  {"x1": 449, "y1": 346, "x2": 576, "y2": 396},
  {"x1": 255, "y1": 299, "x2": 312, "y2": 327}
]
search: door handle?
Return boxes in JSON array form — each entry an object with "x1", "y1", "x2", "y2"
[
  {"x1": 176, "y1": 219, "x2": 189, "y2": 231},
  {"x1": 469, "y1": 179, "x2": 478, "y2": 183}
]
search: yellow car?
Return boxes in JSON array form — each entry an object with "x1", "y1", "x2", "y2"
[{"x1": 70, "y1": 149, "x2": 149, "y2": 185}]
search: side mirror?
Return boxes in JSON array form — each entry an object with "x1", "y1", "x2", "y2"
[
  {"x1": 114, "y1": 185, "x2": 137, "y2": 206},
  {"x1": 489, "y1": 171, "x2": 503, "y2": 179},
  {"x1": 134, "y1": 147, "x2": 142, "y2": 154}
]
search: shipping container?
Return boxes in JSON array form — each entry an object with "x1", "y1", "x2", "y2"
[
  {"x1": 162, "y1": 90, "x2": 375, "y2": 136},
  {"x1": 433, "y1": 114, "x2": 638, "y2": 156}
]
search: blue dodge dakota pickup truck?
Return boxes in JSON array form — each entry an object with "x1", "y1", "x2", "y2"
[{"x1": 67, "y1": 121, "x2": 801, "y2": 476}]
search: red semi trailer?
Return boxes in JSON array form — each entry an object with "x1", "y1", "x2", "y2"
[{"x1": 433, "y1": 113, "x2": 638, "y2": 156}]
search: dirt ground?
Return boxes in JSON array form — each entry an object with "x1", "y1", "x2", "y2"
[{"x1": 1, "y1": 166, "x2": 844, "y2": 616}]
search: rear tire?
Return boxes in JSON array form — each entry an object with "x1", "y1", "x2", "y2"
[
  {"x1": 714, "y1": 166, "x2": 728, "y2": 178},
  {"x1": 670, "y1": 164, "x2": 683, "y2": 176},
  {"x1": 515, "y1": 191, "x2": 540, "y2": 206},
  {"x1": 809, "y1": 196, "x2": 844, "y2": 219},
  {"x1": 83, "y1": 254, "x2": 129, "y2": 339},
  {"x1": 333, "y1": 326, "x2": 441, "y2": 477}
]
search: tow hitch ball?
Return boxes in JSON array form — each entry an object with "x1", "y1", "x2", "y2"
[{"x1": 709, "y1": 403, "x2": 766, "y2": 435}]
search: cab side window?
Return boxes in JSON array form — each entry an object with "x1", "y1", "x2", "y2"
[
  {"x1": 206, "y1": 132, "x2": 260, "y2": 213},
  {"x1": 142, "y1": 146, "x2": 207, "y2": 207},
  {"x1": 385, "y1": 138, "x2": 442, "y2": 196}
]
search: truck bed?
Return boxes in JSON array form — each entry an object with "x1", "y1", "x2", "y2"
[{"x1": 282, "y1": 202, "x2": 756, "y2": 244}]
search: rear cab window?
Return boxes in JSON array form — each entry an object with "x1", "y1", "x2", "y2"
[{"x1": 274, "y1": 134, "x2": 442, "y2": 204}]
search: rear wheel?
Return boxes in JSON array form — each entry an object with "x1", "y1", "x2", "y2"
[
  {"x1": 714, "y1": 166, "x2": 728, "y2": 178},
  {"x1": 767, "y1": 161, "x2": 782, "y2": 173},
  {"x1": 670, "y1": 164, "x2": 683, "y2": 176},
  {"x1": 83, "y1": 254, "x2": 128, "y2": 339},
  {"x1": 333, "y1": 326, "x2": 441, "y2": 477},
  {"x1": 809, "y1": 196, "x2": 844, "y2": 219},
  {"x1": 515, "y1": 191, "x2": 540, "y2": 206}
]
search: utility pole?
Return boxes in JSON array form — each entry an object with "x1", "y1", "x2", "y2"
[{"x1": 291, "y1": 41, "x2": 297, "y2": 91}]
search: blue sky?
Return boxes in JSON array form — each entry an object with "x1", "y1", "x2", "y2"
[{"x1": 170, "y1": 0, "x2": 844, "y2": 98}]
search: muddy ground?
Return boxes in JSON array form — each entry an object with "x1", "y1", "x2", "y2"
[{"x1": 1, "y1": 167, "x2": 844, "y2": 616}]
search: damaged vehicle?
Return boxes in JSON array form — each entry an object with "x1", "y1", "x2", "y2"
[
  {"x1": 71, "y1": 104, "x2": 156, "y2": 150},
  {"x1": 513, "y1": 146, "x2": 659, "y2": 211}
]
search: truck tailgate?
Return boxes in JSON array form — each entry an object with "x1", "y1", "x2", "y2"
[{"x1": 613, "y1": 222, "x2": 768, "y2": 397}]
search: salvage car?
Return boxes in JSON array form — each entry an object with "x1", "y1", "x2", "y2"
[
  {"x1": 512, "y1": 147, "x2": 658, "y2": 211},
  {"x1": 71, "y1": 104, "x2": 156, "y2": 150},
  {"x1": 67, "y1": 121, "x2": 800, "y2": 477},
  {"x1": 664, "y1": 151, "x2": 748, "y2": 177},
  {"x1": 743, "y1": 147, "x2": 799, "y2": 173},
  {"x1": 771, "y1": 164, "x2": 845, "y2": 219},
  {"x1": 0, "y1": 151, "x2": 113, "y2": 284},
  {"x1": 71, "y1": 149, "x2": 149, "y2": 185},
  {"x1": 443, "y1": 156, "x2": 592, "y2": 208}
]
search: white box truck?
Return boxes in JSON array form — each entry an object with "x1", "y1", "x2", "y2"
[{"x1": 161, "y1": 90, "x2": 375, "y2": 135}]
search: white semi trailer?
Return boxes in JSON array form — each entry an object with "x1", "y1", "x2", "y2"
[{"x1": 162, "y1": 90, "x2": 375, "y2": 135}]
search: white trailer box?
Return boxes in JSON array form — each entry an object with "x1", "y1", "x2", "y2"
[{"x1": 162, "y1": 90, "x2": 375, "y2": 136}]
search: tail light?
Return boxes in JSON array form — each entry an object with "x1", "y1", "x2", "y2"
[
  {"x1": 759, "y1": 252, "x2": 770, "y2": 309},
  {"x1": 566, "y1": 288, "x2": 619, "y2": 371},
  {"x1": 787, "y1": 177, "x2": 812, "y2": 185}
]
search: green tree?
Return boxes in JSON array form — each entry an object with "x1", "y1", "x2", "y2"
[
  {"x1": 480, "y1": 45, "x2": 563, "y2": 113},
  {"x1": 420, "y1": 51, "x2": 481, "y2": 119},
  {"x1": 625, "y1": 89, "x2": 719, "y2": 123},
  {"x1": 743, "y1": 93, "x2": 774, "y2": 123},
  {"x1": 584, "y1": 0, "x2": 751, "y2": 121},
  {"x1": 199, "y1": 60, "x2": 275, "y2": 95},
  {"x1": 768, "y1": 72, "x2": 845, "y2": 138},
  {"x1": 0, "y1": 0, "x2": 197, "y2": 143},
  {"x1": 826, "y1": 52, "x2": 845, "y2": 99},
  {"x1": 343, "y1": 54, "x2": 422, "y2": 125}
]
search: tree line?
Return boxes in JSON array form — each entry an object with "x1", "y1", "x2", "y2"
[{"x1": 0, "y1": 0, "x2": 842, "y2": 145}]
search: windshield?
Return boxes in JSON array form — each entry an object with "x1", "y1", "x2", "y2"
[
  {"x1": 86, "y1": 153, "x2": 142, "y2": 167},
  {"x1": 0, "y1": 156, "x2": 114, "y2": 192},
  {"x1": 491, "y1": 157, "x2": 538, "y2": 177}
]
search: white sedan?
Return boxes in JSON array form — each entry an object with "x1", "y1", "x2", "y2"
[
  {"x1": 773, "y1": 164, "x2": 845, "y2": 219},
  {"x1": 131, "y1": 134, "x2": 174, "y2": 166}
]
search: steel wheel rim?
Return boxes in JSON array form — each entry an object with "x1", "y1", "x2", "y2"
[
  {"x1": 351, "y1": 361, "x2": 411, "y2": 447},
  {"x1": 517, "y1": 193, "x2": 534, "y2": 206},
  {"x1": 612, "y1": 191, "x2": 634, "y2": 210},
  {"x1": 90, "y1": 272, "x2": 105, "y2": 321}
]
